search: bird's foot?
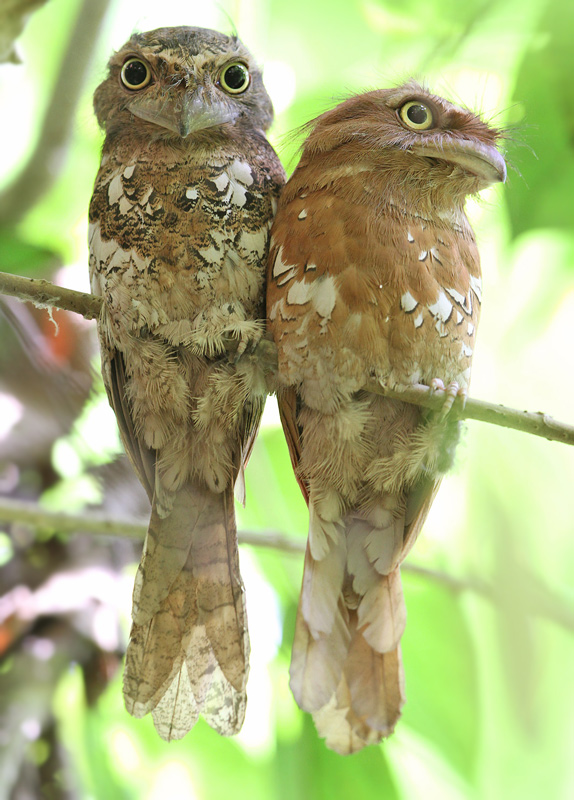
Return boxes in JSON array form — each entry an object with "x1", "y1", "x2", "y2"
[
  {"x1": 429, "y1": 378, "x2": 467, "y2": 420},
  {"x1": 222, "y1": 321, "x2": 264, "y2": 363}
]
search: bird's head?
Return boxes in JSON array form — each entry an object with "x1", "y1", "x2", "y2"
[
  {"x1": 94, "y1": 26, "x2": 274, "y2": 143},
  {"x1": 297, "y1": 82, "x2": 506, "y2": 206}
]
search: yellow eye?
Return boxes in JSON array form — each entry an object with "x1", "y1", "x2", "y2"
[
  {"x1": 219, "y1": 62, "x2": 250, "y2": 94},
  {"x1": 399, "y1": 100, "x2": 434, "y2": 131},
  {"x1": 120, "y1": 58, "x2": 152, "y2": 90}
]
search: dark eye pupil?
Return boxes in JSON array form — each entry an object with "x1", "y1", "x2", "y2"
[
  {"x1": 407, "y1": 104, "x2": 428, "y2": 124},
  {"x1": 224, "y1": 65, "x2": 247, "y2": 90},
  {"x1": 124, "y1": 61, "x2": 147, "y2": 86}
]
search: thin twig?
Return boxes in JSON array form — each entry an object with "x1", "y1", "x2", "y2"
[
  {"x1": 0, "y1": 497, "x2": 305, "y2": 552},
  {"x1": 1, "y1": 270, "x2": 573, "y2": 447},
  {"x1": 0, "y1": 498, "x2": 572, "y2": 631},
  {"x1": 0, "y1": 271, "x2": 102, "y2": 319},
  {"x1": 0, "y1": 497, "x2": 146, "y2": 540},
  {"x1": 364, "y1": 380, "x2": 574, "y2": 446}
]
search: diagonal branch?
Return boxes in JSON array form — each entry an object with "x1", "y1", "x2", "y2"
[
  {"x1": 1, "y1": 269, "x2": 573, "y2": 446},
  {"x1": 0, "y1": 498, "x2": 572, "y2": 631}
]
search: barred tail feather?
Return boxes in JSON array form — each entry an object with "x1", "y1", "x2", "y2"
[
  {"x1": 290, "y1": 505, "x2": 407, "y2": 753},
  {"x1": 290, "y1": 579, "x2": 406, "y2": 753},
  {"x1": 313, "y1": 641, "x2": 405, "y2": 754},
  {"x1": 123, "y1": 484, "x2": 249, "y2": 740},
  {"x1": 290, "y1": 549, "x2": 352, "y2": 710}
]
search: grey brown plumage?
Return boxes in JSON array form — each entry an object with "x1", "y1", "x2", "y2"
[
  {"x1": 267, "y1": 83, "x2": 505, "y2": 753},
  {"x1": 89, "y1": 26, "x2": 285, "y2": 739}
]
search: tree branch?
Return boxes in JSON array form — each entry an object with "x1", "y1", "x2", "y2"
[
  {"x1": 0, "y1": 497, "x2": 304, "y2": 553},
  {"x1": 0, "y1": 270, "x2": 102, "y2": 319},
  {"x1": 2, "y1": 270, "x2": 573, "y2": 446},
  {"x1": 364, "y1": 380, "x2": 574, "y2": 446},
  {"x1": 0, "y1": 498, "x2": 571, "y2": 631}
]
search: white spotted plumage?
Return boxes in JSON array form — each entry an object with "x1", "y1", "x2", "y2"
[{"x1": 267, "y1": 81, "x2": 505, "y2": 754}]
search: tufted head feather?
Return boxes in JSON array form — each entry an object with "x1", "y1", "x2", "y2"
[
  {"x1": 290, "y1": 82, "x2": 506, "y2": 205},
  {"x1": 94, "y1": 26, "x2": 274, "y2": 143}
]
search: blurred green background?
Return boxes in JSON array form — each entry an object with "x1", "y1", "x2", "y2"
[{"x1": 0, "y1": 0, "x2": 573, "y2": 798}]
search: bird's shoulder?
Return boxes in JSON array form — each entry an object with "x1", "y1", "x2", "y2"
[{"x1": 267, "y1": 169, "x2": 482, "y2": 391}]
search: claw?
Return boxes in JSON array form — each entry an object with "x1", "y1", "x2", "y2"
[
  {"x1": 218, "y1": 321, "x2": 264, "y2": 364},
  {"x1": 234, "y1": 337, "x2": 249, "y2": 362},
  {"x1": 429, "y1": 379, "x2": 466, "y2": 420},
  {"x1": 231, "y1": 328, "x2": 262, "y2": 364},
  {"x1": 429, "y1": 377, "x2": 446, "y2": 394}
]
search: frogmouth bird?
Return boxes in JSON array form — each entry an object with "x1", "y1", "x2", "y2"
[
  {"x1": 267, "y1": 83, "x2": 505, "y2": 753},
  {"x1": 89, "y1": 26, "x2": 285, "y2": 740}
]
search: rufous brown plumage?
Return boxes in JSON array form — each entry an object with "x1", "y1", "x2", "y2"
[
  {"x1": 267, "y1": 83, "x2": 505, "y2": 754},
  {"x1": 89, "y1": 26, "x2": 285, "y2": 740}
]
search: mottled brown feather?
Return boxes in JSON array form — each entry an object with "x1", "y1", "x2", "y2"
[{"x1": 90, "y1": 26, "x2": 285, "y2": 741}]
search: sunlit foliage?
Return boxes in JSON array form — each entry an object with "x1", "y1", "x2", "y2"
[{"x1": 0, "y1": 0, "x2": 573, "y2": 798}]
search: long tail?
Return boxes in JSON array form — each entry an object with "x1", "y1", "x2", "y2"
[
  {"x1": 289, "y1": 505, "x2": 406, "y2": 754},
  {"x1": 123, "y1": 483, "x2": 249, "y2": 740}
]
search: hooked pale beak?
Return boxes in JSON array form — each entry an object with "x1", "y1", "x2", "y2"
[
  {"x1": 411, "y1": 138, "x2": 507, "y2": 186},
  {"x1": 128, "y1": 86, "x2": 239, "y2": 138}
]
